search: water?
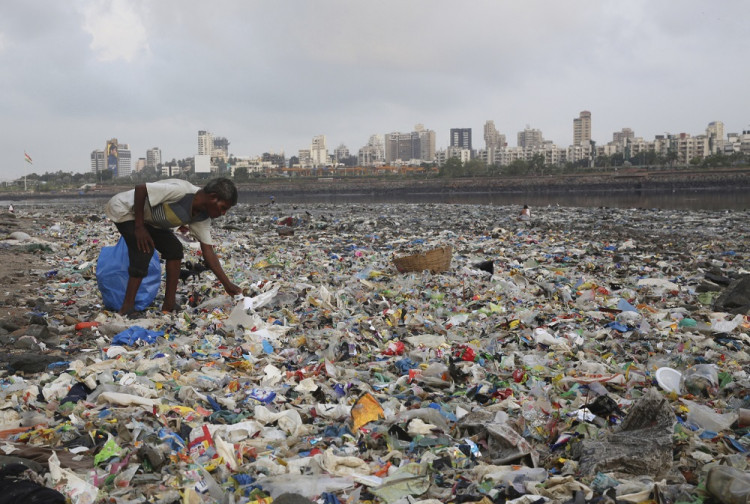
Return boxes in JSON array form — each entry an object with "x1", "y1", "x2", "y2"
[
  {"x1": 243, "y1": 187, "x2": 750, "y2": 211},
  {"x1": 2, "y1": 187, "x2": 749, "y2": 211}
]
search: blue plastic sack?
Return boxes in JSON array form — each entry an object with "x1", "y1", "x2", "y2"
[{"x1": 96, "y1": 237, "x2": 162, "y2": 311}]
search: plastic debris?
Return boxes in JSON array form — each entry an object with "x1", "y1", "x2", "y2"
[{"x1": 1, "y1": 200, "x2": 750, "y2": 502}]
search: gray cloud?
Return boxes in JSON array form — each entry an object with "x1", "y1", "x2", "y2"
[{"x1": 0, "y1": 0, "x2": 747, "y2": 179}]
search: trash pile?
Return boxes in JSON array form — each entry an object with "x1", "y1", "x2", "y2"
[{"x1": 0, "y1": 201, "x2": 749, "y2": 504}]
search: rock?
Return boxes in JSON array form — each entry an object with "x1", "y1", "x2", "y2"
[
  {"x1": 713, "y1": 275, "x2": 750, "y2": 314},
  {"x1": 8, "y1": 325, "x2": 59, "y2": 346},
  {"x1": 14, "y1": 324, "x2": 50, "y2": 342},
  {"x1": 14, "y1": 336, "x2": 43, "y2": 351},
  {"x1": 6, "y1": 353, "x2": 63, "y2": 373},
  {"x1": 28, "y1": 314, "x2": 47, "y2": 326},
  {"x1": 696, "y1": 280, "x2": 721, "y2": 293},
  {"x1": 0, "y1": 319, "x2": 22, "y2": 332},
  {"x1": 704, "y1": 271, "x2": 732, "y2": 286}
]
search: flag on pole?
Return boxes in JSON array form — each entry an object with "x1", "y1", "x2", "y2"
[{"x1": 24, "y1": 152, "x2": 32, "y2": 164}]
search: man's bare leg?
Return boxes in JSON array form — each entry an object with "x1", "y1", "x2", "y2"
[
  {"x1": 119, "y1": 276, "x2": 144, "y2": 315},
  {"x1": 161, "y1": 259, "x2": 181, "y2": 312}
]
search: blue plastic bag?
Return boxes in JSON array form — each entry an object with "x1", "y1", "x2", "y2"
[
  {"x1": 96, "y1": 237, "x2": 162, "y2": 311},
  {"x1": 112, "y1": 325, "x2": 164, "y2": 346}
]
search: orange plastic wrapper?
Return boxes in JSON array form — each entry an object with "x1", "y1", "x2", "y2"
[
  {"x1": 351, "y1": 392, "x2": 384, "y2": 431},
  {"x1": 74, "y1": 321, "x2": 100, "y2": 331}
]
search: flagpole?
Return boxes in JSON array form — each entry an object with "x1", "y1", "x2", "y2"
[{"x1": 23, "y1": 151, "x2": 30, "y2": 191}]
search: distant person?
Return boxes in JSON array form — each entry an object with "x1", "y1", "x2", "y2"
[
  {"x1": 7, "y1": 204, "x2": 13, "y2": 213},
  {"x1": 270, "y1": 195, "x2": 275, "y2": 205},
  {"x1": 518, "y1": 204, "x2": 531, "y2": 221},
  {"x1": 105, "y1": 178, "x2": 243, "y2": 316}
]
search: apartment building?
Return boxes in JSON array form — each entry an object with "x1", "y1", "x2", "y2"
[
  {"x1": 198, "y1": 130, "x2": 213, "y2": 156},
  {"x1": 484, "y1": 120, "x2": 506, "y2": 150},
  {"x1": 573, "y1": 111, "x2": 592, "y2": 146},
  {"x1": 146, "y1": 147, "x2": 161, "y2": 170},
  {"x1": 212, "y1": 137, "x2": 229, "y2": 159},
  {"x1": 358, "y1": 135, "x2": 385, "y2": 167},
  {"x1": 450, "y1": 128, "x2": 472, "y2": 151},
  {"x1": 613, "y1": 128, "x2": 635, "y2": 145},
  {"x1": 384, "y1": 131, "x2": 421, "y2": 164},
  {"x1": 90, "y1": 150, "x2": 105, "y2": 173},
  {"x1": 517, "y1": 127, "x2": 544, "y2": 149},
  {"x1": 310, "y1": 135, "x2": 328, "y2": 167},
  {"x1": 706, "y1": 121, "x2": 725, "y2": 154},
  {"x1": 417, "y1": 128, "x2": 436, "y2": 162}
]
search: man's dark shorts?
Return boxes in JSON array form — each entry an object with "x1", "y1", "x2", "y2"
[{"x1": 115, "y1": 222, "x2": 183, "y2": 278}]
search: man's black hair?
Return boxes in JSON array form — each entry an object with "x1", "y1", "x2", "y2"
[{"x1": 204, "y1": 178, "x2": 238, "y2": 206}]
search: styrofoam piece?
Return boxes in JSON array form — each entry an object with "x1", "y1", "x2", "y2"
[{"x1": 656, "y1": 367, "x2": 682, "y2": 394}]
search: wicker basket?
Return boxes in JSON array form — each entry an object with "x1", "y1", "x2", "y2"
[{"x1": 393, "y1": 245, "x2": 452, "y2": 274}]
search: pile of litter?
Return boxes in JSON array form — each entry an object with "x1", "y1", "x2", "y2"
[{"x1": 0, "y1": 201, "x2": 749, "y2": 504}]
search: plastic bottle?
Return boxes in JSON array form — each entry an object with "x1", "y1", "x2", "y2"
[
  {"x1": 705, "y1": 465, "x2": 750, "y2": 504},
  {"x1": 738, "y1": 408, "x2": 750, "y2": 428},
  {"x1": 680, "y1": 363, "x2": 719, "y2": 397}
]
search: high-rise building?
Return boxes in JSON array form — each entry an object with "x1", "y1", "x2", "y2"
[
  {"x1": 116, "y1": 144, "x2": 131, "y2": 177},
  {"x1": 450, "y1": 128, "x2": 472, "y2": 150},
  {"x1": 573, "y1": 111, "x2": 592, "y2": 146},
  {"x1": 418, "y1": 129, "x2": 436, "y2": 162},
  {"x1": 484, "y1": 120, "x2": 506, "y2": 150},
  {"x1": 384, "y1": 132, "x2": 421, "y2": 163},
  {"x1": 518, "y1": 127, "x2": 544, "y2": 148},
  {"x1": 311, "y1": 135, "x2": 328, "y2": 167},
  {"x1": 90, "y1": 150, "x2": 105, "y2": 173},
  {"x1": 706, "y1": 121, "x2": 725, "y2": 154},
  {"x1": 334, "y1": 144, "x2": 350, "y2": 162},
  {"x1": 135, "y1": 158, "x2": 146, "y2": 172},
  {"x1": 213, "y1": 137, "x2": 230, "y2": 159},
  {"x1": 146, "y1": 147, "x2": 161, "y2": 170},
  {"x1": 198, "y1": 130, "x2": 213, "y2": 156},
  {"x1": 102, "y1": 138, "x2": 131, "y2": 177},
  {"x1": 298, "y1": 149, "x2": 312, "y2": 168},
  {"x1": 358, "y1": 135, "x2": 385, "y2": 167},
  {"x1": 613, "y1": 128, "x2": 635, "y2": 145},
  {"x1": 413, "y1": 124, "x2": 436, "y2": 162}
]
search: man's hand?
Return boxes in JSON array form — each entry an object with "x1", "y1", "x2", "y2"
[
  {"x1": 134, "y1": 224, "x2": 154, "y2": 253},
  {"x1": 224, "y1": 282, "x2": 243, "y2": 296}
]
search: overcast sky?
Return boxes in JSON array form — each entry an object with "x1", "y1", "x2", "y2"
[{"x1": 1, "y1": 0, "x2": 747, "y2": 180}]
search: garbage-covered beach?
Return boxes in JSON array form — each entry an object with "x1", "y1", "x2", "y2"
[{"x1": 1, "y1": 199, "x2": 749, "y2": 504}]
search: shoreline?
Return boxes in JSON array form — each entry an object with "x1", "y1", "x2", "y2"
[{"x1": 2, "y1": 168, "x2": 750, "y2": 200}]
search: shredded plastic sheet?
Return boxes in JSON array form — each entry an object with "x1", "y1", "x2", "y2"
[{"x1": 351, "y1": 393, "x2": 385, "y2": 431}]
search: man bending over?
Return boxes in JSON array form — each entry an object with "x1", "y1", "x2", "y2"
[{"x1": 105, "y1": 178, "x2": 243, "y2": 315}]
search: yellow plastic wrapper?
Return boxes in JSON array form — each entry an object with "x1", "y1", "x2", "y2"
[{"x1": 351, "y1": 392, "x2": 384, "y2": 431}]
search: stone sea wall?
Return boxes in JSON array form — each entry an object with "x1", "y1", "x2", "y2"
[{"x1": 238, "y1": 168, "x2": 750, "y2": 196}]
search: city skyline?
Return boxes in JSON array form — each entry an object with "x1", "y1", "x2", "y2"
[
  {"x1": 1, "y1": 1, "x2": 748, "y2": 179},
  {"x1": 91, "y1": 115, "x2": 745, "y2": 179}
]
